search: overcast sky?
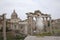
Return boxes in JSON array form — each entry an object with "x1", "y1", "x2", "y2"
[{"x1": 0, "y1": 0, "x2": 60, "y2": 20}]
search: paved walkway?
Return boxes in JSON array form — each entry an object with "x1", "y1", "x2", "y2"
[{"x1": 24, "y1": 36, "x2": 60, "y2": 40}]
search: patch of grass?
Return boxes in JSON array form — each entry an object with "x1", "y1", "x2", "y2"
[{"x1": 35, "y1": 32, "x2": 52, "y2": 36}]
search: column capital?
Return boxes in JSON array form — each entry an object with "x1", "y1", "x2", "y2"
[{"x1": 46, "y1": 17, "x2": 48, "y2": 20}]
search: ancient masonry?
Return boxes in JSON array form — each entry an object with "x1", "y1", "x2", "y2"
[{"x1": 0, "y1": 10, "x2": 52, "y2": 35}]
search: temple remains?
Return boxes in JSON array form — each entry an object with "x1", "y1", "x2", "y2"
[{"x1": 0, "y1": 10, "x2": 52, "y2": 35}]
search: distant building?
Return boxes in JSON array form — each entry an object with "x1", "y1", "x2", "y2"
[{"x1": 52, "y1": 19, "x2": 60, "y2": 30}]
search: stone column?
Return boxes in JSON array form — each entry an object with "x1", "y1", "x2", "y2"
[
  {"x1": 3, "y1": 14, "x2": 6, "y2": 40},
  {"x1": 30, "y1": 17, "x2": 33, "y2": 35},
  {"x1": 28, "y1": 16, "x2": 33, "y2": 35},
  {"x1": 42, "y1": 17, "x2": 46, "y2": 32},
  {"x1": 52, "y1": 22, "x2": 55, "y2": 33},
  {"x1": 49, "y1": 17, "x2": 52, "y2": 33},
  {"x1": 46, "y1": 17, "x2": 49, "y2": 32},
  {"x1": 35, "y1": 16, "x2": 38, "y2": 34},
  {"x1": 24, "y1": 24, "x2": 28, "y2": 35},
  {"x1": 42, "y1": 17, "x2": 45, "y2": 21}
]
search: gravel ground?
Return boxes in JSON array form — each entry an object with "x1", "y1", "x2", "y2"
[{"x1": 24, "y1": 36, "x2": 60, "y2": 40}]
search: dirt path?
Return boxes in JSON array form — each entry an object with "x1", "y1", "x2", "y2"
[{"x1": 24, "y1": 36, "x2": 60, "y2": 40}]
